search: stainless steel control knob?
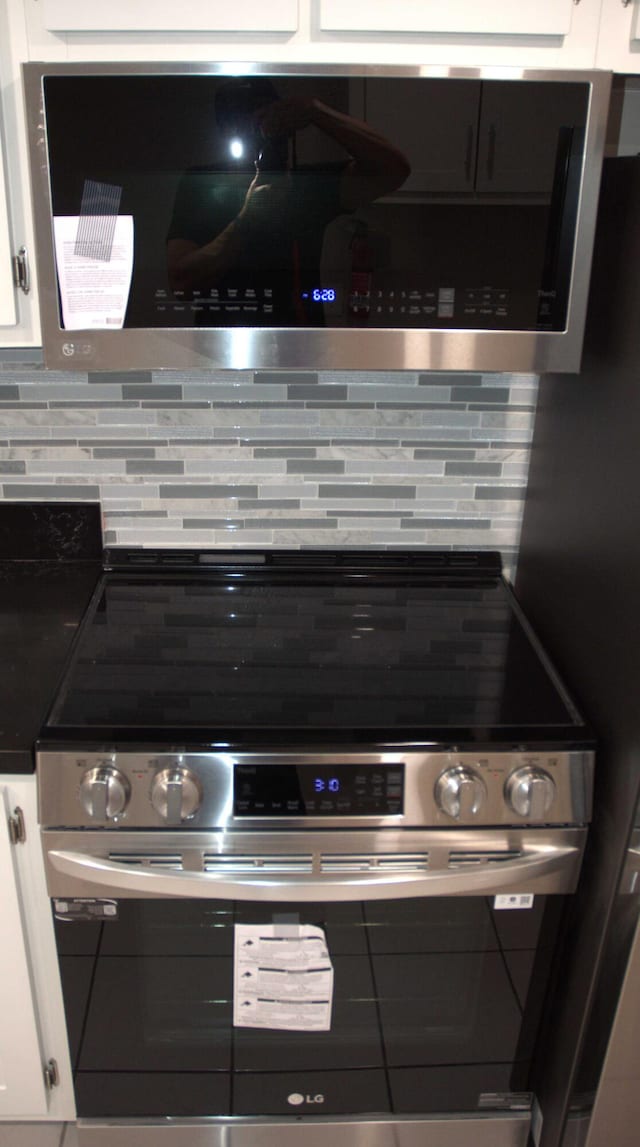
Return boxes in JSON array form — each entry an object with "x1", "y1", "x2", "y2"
[
  {"x1": 435, "y1": 766, "x2": 487, "y2": 820},
  {"x1": 79, "y1": 765, "x2": 130, "y2": 821},
  {"x1": 505, "y1": 767, "x2": 556, "y2": 820},
  {"x1": 150, "y1": 766, "x2": 202, "y2": 823}
]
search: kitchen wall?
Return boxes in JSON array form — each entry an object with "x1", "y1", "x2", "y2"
[{"x1": 0, "y1": 353, "x2": 536, "y2": 573}]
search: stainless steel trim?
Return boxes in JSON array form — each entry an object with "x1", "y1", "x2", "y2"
[
  {"x1": 36, "y1": 748, "x2": 595, "y2": 831},
  {"x1": 72, "y1": 1114, "x2": 531, "y2": 1147},
  {"x1": 22, "y1": 63, "x2": 611, "y2": 375},
  {"x1": 43, "y1": 826, "x2": 586, "y2": 900}
]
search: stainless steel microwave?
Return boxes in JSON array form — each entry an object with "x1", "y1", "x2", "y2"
[{"x1": 22, "y1": 63, "x2": 611, "y2": 373}]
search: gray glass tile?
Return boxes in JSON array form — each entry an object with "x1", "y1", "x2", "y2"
[
  {"x1": 2, "y1": 484, "x2": 100, "y2": 499},
  {"x1": 254, "y1": 448, "x2": 316, "y2": 458},
  {"x1": 109, "y1": 510, "x2": 169, "y2": 518},
  {"x1": 445, "y1": 462, "x2": 502, "y2": 476},
  {"x1": 287, "y1": 460, "x2": 345, "y2": 474},
  {"x1": 126, "y1": 461, "x2": 185, "y2": 475},
  {"x1": 123, "y1": 386, "x2": 183, "y2": 400},
  {"x1": 288, "y1": 386, "x2": 348, "y2": 401},
  {"x1": 159, "y1": 485, "x2": 258, "y2": 499},
  {"x1": 475, "y1": 486, "x2": 527, "y2": 500},
  {"x1": 415, "y1": 449, "x2": 475, "y2": 460},
  {"x1": 419, "y1": 373, "x2": 482, "y2": 386},
  {"x1": 255, "y1": 372, "x2": 318, "y2": 385},
  {"x1": 452, "y1": 387, "x2": 509, "y2": 404},
  {"x1": 400, "y1": 518, "x2": 490, "y2": 529},
  {"x1": 94, "y1": 448, "x2": 156, "y2": 459},
  {"x1": 0, "y1": 348, "x2": 44, "y2": 365},
  {"x1": 238, "y1": 500, "x2": 301, "y2": 509},
  {"x1": 89, "y1": 371, "x2": 152, "y2": 385},
  {"x1": 319, "y1": 485, "x2": 417, "y2": 499}
]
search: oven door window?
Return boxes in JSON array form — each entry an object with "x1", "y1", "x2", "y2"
[{"x1": 54, "y1": 895, "x2": 562, "y2": 1119}]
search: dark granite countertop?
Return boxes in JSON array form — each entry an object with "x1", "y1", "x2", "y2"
[{"x1": 0, "y1": 504, "x2": 102, "y2": 774}]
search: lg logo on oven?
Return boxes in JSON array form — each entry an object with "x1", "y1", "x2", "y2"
[{"x1": 287, "y1": 1092, "x2": 325, "y2": 1107}]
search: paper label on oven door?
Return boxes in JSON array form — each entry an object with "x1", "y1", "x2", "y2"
[
  {"x1": 494, "y1": 894, "x2": 535, "y2": 910},
  {"x1": 53, "y1": 898, "x2": 119, "y2": 922},
  {"x1": 233, "y1": 924, "x2": 334, "y2": 1031}
]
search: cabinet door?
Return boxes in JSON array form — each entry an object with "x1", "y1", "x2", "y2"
[
  {"x1": 320, "y1": 0, "x2": 576, "y2": 35},
  {"x1": 475, "y1": 82, "x2": 588, "y2": 195},
  {"x1": 0, "y1": 136, "x2": 17, "y2": 327},
  {"x1": 0, "y1": 0, "x2": 40, "y2": 347},
  {"x1": 596, "y1": 0, "x2": 640, "y2": 72},
  {"x1": 365, "y1": 78, "x2": 481, "y2": 194},
  {"x1": 41, "y1": 0, "x2": 298, "y2": 32},
  {"x1": 0, "y1": 786, "x2": 49, "y2": 1117}
]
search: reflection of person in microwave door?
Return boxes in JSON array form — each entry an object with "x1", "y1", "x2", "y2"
[{"x1": 166, "y1": 78, "x2": 410, "y2": 325}]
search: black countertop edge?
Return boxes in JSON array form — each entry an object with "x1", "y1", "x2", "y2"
[
  {"x1": 0, "y1": 502, "x2": 102, "y2": 561},
  {"x1": 35, "y1": 732, "x2": 597, "y2": 754},
  {"x1": 1, "y1": 556, "x2": 102, "y2": 775}
]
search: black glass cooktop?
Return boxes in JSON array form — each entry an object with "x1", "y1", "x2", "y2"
[{"x1": 41, "y1": 551, "x2": 589, "y2": 747}]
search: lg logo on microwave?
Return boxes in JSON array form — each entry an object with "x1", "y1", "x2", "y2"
[{"x1": 287, "y1": 1092, "x2": 325, "y2": 1107}]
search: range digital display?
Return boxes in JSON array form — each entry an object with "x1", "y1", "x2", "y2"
[{"x1": 234, "y1": 763, "x2": 404, "y2": 817}]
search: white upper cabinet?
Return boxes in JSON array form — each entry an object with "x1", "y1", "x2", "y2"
[
  {"x1": 315, "y1": 0, "x2": 603, "y2": 68},
  {"x1": 41, "y1": 0, "x2": 299, "y2": 33},
  {"x1": 21, "y1": 0, "x2": 602, "y2": 67},
  {"x1": 319, "y1": 0, "x2": 577, "y2": 37},
  {"x1": 596, "y1": 0, "x2": 640, "y2": 71},
  {"x1": 0, "y1": 0, "x2": 40, "y2": 347},
  {"x1": 0, "y1": 137, "x2": 17, "y2": 329}
]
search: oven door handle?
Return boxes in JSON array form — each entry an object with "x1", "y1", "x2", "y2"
[{"x1": 47, "y1": 843, "x2": 581, "y2": 901}]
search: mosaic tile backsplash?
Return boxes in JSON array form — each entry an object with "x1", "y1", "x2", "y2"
[{"x1": 0, "y1": 358, "x2": 537, "y2": 569}]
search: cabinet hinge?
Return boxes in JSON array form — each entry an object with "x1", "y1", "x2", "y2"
[
  {"x1": 44, "y1": 1059, "x2": 60, "y2": 1091},
  {"x1": 8, "y1": 806, "x2": 26, "y2": 845},
  {"x1": 11, "y1": 246, "x2": 30, "y2": 295}
]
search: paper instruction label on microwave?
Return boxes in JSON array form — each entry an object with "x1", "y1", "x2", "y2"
[
  {"x1": 53, "y1": 214, "x2": 134, "y2": 331},
  {"x1": 233, "y1": 923, "x2": 334, "y2": 1031},
  {"x1": 494, "y1": 894, "x2": 535, "y2": 910}
]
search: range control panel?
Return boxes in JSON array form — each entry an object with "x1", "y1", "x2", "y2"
[{"x1": 37, "y1": 749, "x2": 594, "y2": 831}]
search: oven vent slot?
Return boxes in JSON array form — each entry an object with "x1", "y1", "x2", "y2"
[
  {"x1": 203, "y1": 854, "x2": 313, "y2": 874},
  {"x1": 109, "y1": 853, "x2": 183, "y2": 869},
  {"x1": 448, "y1": 849, "x2": 522, "y2": 868},
  {"x1": 321, "y1": 853, "x2": 429, "y2": 873}
]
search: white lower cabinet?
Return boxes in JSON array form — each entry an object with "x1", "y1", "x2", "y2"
[{"x1": 0, "y1": 778, "x2": 74, "y2": 1123}]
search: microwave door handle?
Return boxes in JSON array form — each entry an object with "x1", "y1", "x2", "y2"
[{"x1": 48, "y1": 844, "x2": 581, "y2": 901}]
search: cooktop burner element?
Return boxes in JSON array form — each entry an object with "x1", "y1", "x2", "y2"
[{"x1": 41, "y1": 549, "x2": 586, "y2": 748}]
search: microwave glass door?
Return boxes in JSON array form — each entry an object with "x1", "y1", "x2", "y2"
[{"x1": 41, "y1": 74, "x2": 590, "y2": 338}]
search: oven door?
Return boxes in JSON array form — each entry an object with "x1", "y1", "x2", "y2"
[{"x1": 44, "y1": 827, "x2": 584, "y2": 1147}]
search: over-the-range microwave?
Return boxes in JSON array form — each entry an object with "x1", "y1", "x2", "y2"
[{"x1": 22, "y1": 64, "x2": 611, "y2": 374}]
